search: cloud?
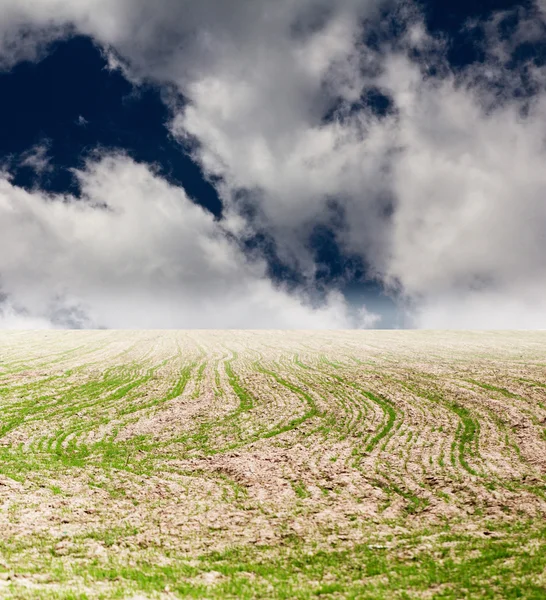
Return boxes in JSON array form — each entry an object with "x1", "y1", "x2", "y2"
[
  {"x1": 0, "y1": 154, "x2": 377, "y2": 328},
  {"x1": 372, "y1": 21, "x2": 546, "y2": 327},
  {"x1": 0, "y1": 0, "x2": 392, "y2": 276},
  {"x1": 407, "y1": 286, "x2": 546, "y2": 330},
  {"x1": 19, "y1": 143, "x2": 53, "y2": 174},
  {"x1": 0, "y1": 296, "x2": 54, "y2": 329},
  {"x1": 0, "y1": 0, "x2": 546, "y2": 328},
  {"x1": 167, "y1": 2, "x2": 546, "y2": 328}
]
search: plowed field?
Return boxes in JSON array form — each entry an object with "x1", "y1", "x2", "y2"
[{"x1": 0, "y1": 331, "x2": 545, "y2": 599}]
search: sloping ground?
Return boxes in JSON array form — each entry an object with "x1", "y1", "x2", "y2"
[{"x1": 0, "y1": 330, "x2": 545, "y2": 599}]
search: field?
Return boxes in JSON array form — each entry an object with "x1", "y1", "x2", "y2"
[{"x1": 0, "y1": 330, "x2": 545, "y2": 599}]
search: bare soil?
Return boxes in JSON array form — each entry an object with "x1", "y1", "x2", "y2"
[{"x1": 0, "y1": 330, "x2": 544, "y2": 598}]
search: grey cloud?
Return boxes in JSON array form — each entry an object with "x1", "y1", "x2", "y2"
[
  {"x1": 0, "y1": 154, "x2": 378, "y2": 328},
  {"x1": 1, "y1": 0, "x2": 546, "y2": 328}
]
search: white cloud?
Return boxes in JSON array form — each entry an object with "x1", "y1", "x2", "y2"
[
  {"x1": 19, "y1": 143, "x2": 53, "y2": 174},
  {"x1": 372, "y1": 31, "x2": 546, "y2": 327},
  {"x1": 0, "y1": 297, "x2": 54, "y2": 329},
  {"x1": 408, "y1": 286, "x2": 546, "y2": 330},
  {"x1": 1, "y1": 0, "x2": 546, "y2": 328},
  {"x1": 0, "y1": 154, "x2": 375, "y2": 328}
]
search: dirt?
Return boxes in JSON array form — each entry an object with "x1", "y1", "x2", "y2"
[{"x1": 0, "y1": 330, "x2": 545, "y2": 598}]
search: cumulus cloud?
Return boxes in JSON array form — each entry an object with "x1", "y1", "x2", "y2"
[
  {"x1": 0, "y1": 154, "x2": 376, "y2": 328},
  {"x1": 0, "y1": 0, "x2": 546, "y2": 328},
  {"x1": 167, "y1": 1, "x2": 546, "y2": 329},
  {"x1": 372, "y1": 20, "x2": 546, "y2": 328}
]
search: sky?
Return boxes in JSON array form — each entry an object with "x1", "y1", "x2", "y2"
[{"x1": 0, "y1": 0, "x2": 545, "y2": 329}]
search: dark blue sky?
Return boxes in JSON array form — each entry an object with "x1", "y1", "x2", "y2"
[
  {"x1": 0, "y1": 36, "x2": 222, "y2": 214},
  {"x1": 0, "y1": 0, "x2": 532, "y2": 328}
]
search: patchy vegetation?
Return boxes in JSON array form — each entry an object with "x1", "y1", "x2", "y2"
[{"x1": 0, "y1": 330, "x2": 545, "y2": 599}]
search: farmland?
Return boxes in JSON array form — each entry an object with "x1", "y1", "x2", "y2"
[{"x1": 0, "y1": 330, "x2": 545, "y2": 599}]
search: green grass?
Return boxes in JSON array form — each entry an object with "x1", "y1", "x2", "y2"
[
  {"x1": 1, "y1": 331, "x2": 545, "y2": 599},
  {"x1": 224, "y1": 352, "x2": 254, "y2": 412},
  {"x1": 2, "y1": 520, "x2": 545, "y2": 599}
]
